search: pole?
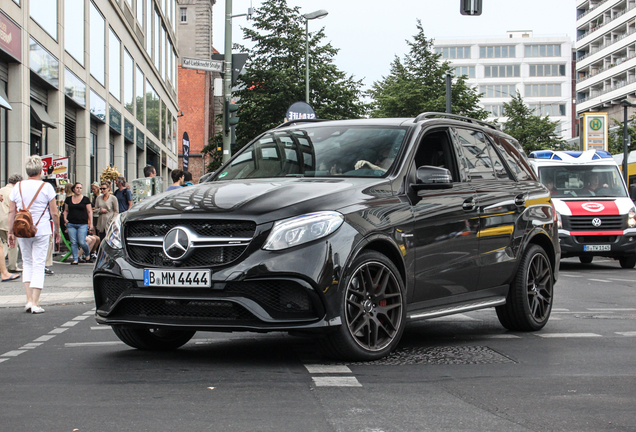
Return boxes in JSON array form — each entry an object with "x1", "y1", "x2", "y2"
[
  {"x1": 222, "y1": 0, "x2": 233, "y2": 163},
  {"x1": 305, "y1": 19, "x2": 309, "y2": 104},
  {"x1": 445, "y1": 73, "x2": 452, "y2": 114},
  {"x1": 624, "y1": 105, "x2": 629, "y2": 185}
]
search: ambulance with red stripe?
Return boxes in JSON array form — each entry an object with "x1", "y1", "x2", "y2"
[{"x1": 529, "y1": 150, "x2": 636, "y2": 268}]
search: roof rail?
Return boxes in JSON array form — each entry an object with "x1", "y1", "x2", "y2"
[
  {"x1": 274, "y1": 118, "x2": 327, "y2": 129},
  {"x1": 414, "y1": 112, "x2": 500, "y2": 131}
]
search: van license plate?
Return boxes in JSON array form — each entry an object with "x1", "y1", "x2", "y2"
[
  {"x1": 584, "y1": 245, "x2": 611, "y2": 252},
  {"x1": 144, "y1": 269, "x2": 211, "y2": 287}
]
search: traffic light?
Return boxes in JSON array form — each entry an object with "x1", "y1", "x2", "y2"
[
  {"x1": 224, "y1": 100, "x2": 240, "y2": 134},
  {"x1": 460, "y1": 0, "x2": 482, "y2": 15}
]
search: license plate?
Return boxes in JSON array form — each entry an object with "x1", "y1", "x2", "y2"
[
  {"x1": 144, "y1": 269, "x2": 211, "y2": 287},
  {"x1": 583, "y1": 245, "x2": 611, "y2": 252}
]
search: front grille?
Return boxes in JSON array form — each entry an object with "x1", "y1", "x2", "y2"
[
  {"x1": 574, "y1": 236, "x2": 618, "y2": 244},
  {"x1": 567, "y1": 215, "x2": 624, "y2": 231},
  {"x1": 113, "y1": 298, "x2": 258, "y2": 322},
  {"x1": 225, "y1": 280, "x2": 315, "y2": 319},
  {"x1": 95, "y1": 278, "x2": 133, "y2": 309},
  {"x1": 124, "y1": 220, "x2": 257, "y2": 268}
]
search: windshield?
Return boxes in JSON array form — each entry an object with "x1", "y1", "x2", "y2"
[
  {"x1": 538, "y1": 165, "x2": 628, "y2": 198},
  {"x1": 214, "y1": 126, "x2": 408, "y2": 180}
]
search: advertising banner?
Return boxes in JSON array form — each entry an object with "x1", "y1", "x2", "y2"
[{"x1": 182, "y1": 132, "x2": 190, "y2": 171}]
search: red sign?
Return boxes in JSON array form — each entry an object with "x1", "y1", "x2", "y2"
[
  {"x1": 564, "y1": 201, "x2": 618, "y2": 216},
  {"x1": 0, "y1": 12, "x2": 21, "y2": 62},
  {"x1": 41, "y1": 155, "x2": 53, "y2": 177}
]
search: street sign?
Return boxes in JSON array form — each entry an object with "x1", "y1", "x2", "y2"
[
  {"x1": 182, "y1": 57, "x2": 223, "y2": 73},
  {"x1": 285, "y1": 101, "x2": 316, "y2": 122},
  {"x1": 583, "y1": 112, "x2": 608, "y2": 151}
]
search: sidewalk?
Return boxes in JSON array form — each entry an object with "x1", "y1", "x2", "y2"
[{"x1": 0, "y1": 256, "x2": 94, "y2": 308}]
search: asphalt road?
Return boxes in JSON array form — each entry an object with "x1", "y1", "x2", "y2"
[{"x1": 0, "y1": 258, "x2": 635, "y2": 432}]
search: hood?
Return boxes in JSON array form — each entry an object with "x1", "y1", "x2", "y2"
[
  {"x1": 552, "y1": 197, "x2": 634, "y2": 216},
  {"x1": 125, "y1": 177, "x2": 390, "y2": 224}
]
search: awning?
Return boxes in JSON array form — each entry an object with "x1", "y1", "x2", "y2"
[
  {"x1": 0, "y1": 86, "x2": 11, "y2": 111},
  {"x1": 30, "y1": 101, "x2": 56, "y2": 128}
]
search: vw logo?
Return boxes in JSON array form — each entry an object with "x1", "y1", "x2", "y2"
[
  {"x1": 582, "y1": 202, "x2": 605, "y2": 213},
  {"x1": 592, "y1": 217, "x2": 602, "y2": 228},
  {"x1": 163, "y1": 227, "x2": 191, "y2": 260}
]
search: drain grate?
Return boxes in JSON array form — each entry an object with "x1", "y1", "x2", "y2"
[{"x1": 350, "y1": 346, "x2": 516, "y2": 366}]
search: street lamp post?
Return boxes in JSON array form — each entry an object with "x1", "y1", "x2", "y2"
[{"x1": 302, "y1": 9, "x2": 328, "y2": 104}]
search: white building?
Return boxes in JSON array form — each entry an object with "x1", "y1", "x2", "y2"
[
  {"x1": 434, "y1": 31, "x2": 574, "y2": 140},
  {"x1": 575, "y1": 0, "x2": 636, "y2": 121}
]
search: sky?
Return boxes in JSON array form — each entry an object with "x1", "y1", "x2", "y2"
[{"x1": 213, "y1": 0, "x2": 577, "y2": 91}]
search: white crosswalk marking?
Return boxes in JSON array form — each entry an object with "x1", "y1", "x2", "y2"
[
  {"x1": 305, "y1": 364, "x2": 352, "y2": 374},
  {"x1": 537, "y1": 333, "x2": 602, "y2": 338},
  {"x1": 312, "y1": 376, "x2": 362, "y2": 387},
  {"x1": 1, "y1": 350, "x2": 27, "y2": 357},
  {"x1": 616, "y1": 331, "x2": 636, "y2": 337},
  {"x1": 65, "y1": 342, "x2": 124, "y2": 347}
]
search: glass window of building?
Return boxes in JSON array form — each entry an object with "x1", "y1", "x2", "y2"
[
  {"x1": 109, "y1": 28, "x2": 121, "y2": 100},
  {"x1": 161, "y1": 101, "x2": 167, "y2": 145},
  {"x1": 483, "y1": 105, "x2": 504, "y2": 117},
  {"x1": 480, "y1": 46, "x2": 515, "y2": 58},
  {"x1": 146, "y1": 0, "x2": 152, "y2": 54},
  {"x1": 30, "y1": 0, "x2": 58, "y2": 40},
  {"x1": 64, "y1": 68, "x2": 86, "y2": 107},
  {"x1": 529, "y1": 64, "x2": 566, "y2": 77},
  {"x1": 154, "y1": 9, "x2": 160, "y2": 71},
  {"x1": 146, "y1": 80, "x2": 160, "y2": 138},
  {"x1": 30, "y1": 37, "x2": 60, "y2": 88},
  {"x1": 136, "y1": 0, "x2": 143, "y2": 21},
  {"x1": 90, "y1": 89, "x2": 106, "y2": 121},
  {"x1": 180, "y1": 7, "x2": 187, "y2": 22},
  {"x1": 136, "y1": 66, "x2": 144, "y2": 123},
  {"x1": 124, "y1": 49, "x2": 134, "y2": 114},
  {"x1": 436, "y1": 46, "x2": 470, "y2": 59},
  {"x1": 484, "y1": 65, "x2": 520, "y2": 78},
  {"x1": 525, "y1": 44, "x2": 561, "y2": 57},
  {"x1": 160, "y1": 24, "x2": 165, "y2": 80},
  {"x1": 453, "y1": 66, "x2": 475, "y2": 78},
  {"x1": 90, "y1": 2, "x2": 105, "y2": 85},
  {"x1": 64, "y1": 0, "x2": 85, "y2": 65},
  {"x1": 479, "y1": 85, "x2": 517, "y2": 98},
  {"x1": 524, "y1": 84, "x2": 562, "y2": 97},
  {"x1": 529, "y1": 104, "x2": 566, "y2": 116}
]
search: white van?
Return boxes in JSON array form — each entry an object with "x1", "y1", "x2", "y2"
[{"x1": 529, "y1": 150, "x2": 636, "y2": 268}]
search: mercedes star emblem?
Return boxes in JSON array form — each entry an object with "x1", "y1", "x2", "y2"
[
  {"x1": 592, "y1": 217, "x2": 602, "y2": 228},
  {"x1": 163, "y1": 227, "x2": 191, "y2": 260}
]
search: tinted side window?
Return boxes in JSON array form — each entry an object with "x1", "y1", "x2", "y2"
[
  {"x1": 492, "y1": 135, "x2": 534, "y2": 181},
  {"x1": 454, "y1": 128, "x2": 497, "y2": 180}
]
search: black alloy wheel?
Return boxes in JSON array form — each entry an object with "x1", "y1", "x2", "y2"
[
  {"x1": 496, "y1": 244, "x2": 553, "y2": 331},
  {"x1": 321, "y1": 251, "x2": 405, "y2": 361},
  {"x1": 112, "y1": 327, "x2": 196, "y2": 350},
  {"x1": 619, "y1": 255, "x2": 636, "y2": 269}
]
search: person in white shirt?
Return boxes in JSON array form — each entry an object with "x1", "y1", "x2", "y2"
[
  {"x1": 0, "y1": 174, "x2": 22, "y2": 274},
  {"x1": 8, "y1": 156, "x2": 60, "y2": 314}
]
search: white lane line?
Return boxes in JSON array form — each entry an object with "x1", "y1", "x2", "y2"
[
  {"x1": 305, "y1": 364, "x2": 352, "y2": 374},
  {"x1": 49, "y1": 328, "x2": 69, "y2": 334},
  {"x1": 61, "y1": 321, "x2": 79, "y2": 327},
  {"x1": 73, "y1": 315, "x2": 90, "y2": 321},
  {"x1": 588, "y1": 279, "x2": 611, "y2": 283},
  {"x1": 608, "y1": 278, "x2": 636, "y2": 282},
  {"x1": 587, "y1": 308, "x2": 636, "y2": 311},
  {"x1": 552, "y1": 308, "x2": 570, "y2": 312},
  {"x1": 0, "y1": 358, "x2": 8, "y2": 364},
  {"x1": 480, "y1": 334, "x2": 521, "y2": 339},
  {"x1": 20, "y1": 343, "x2": 42, "y2": 350},
  {"x1": 90, "y1": 326, "x2": 111, "y2": 330},
  {"x1": 34, "y1": 335, "x2": 56, "y2": 342},
  {"x1": 1, "y1": 350, "x2": 27, "y2": 357},
  {"x1": 560, "y1": 274, "x2": 582, "y2": 278},
  {"x1": 64, "y1": 342, "x2": 124, "y2": 347},
  {"x1": 312, "y1": 376, "x2": 362, "y2": 387},
  {"x1": 537, "y1": 333, "x2": 602, "y2": 338},
  {"x1": 616, "y1": 331, "x2": 636, "y2": 337},
  {"x1": 83, "y1": 311, "x2": 95, "y2": 315}
]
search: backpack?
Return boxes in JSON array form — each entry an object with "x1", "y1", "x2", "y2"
[{"x1": 13, "y1": 182, "x2": 48, "y2": 238}]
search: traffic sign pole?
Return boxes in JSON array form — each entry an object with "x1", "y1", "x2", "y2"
[{"x1": 223, "y1": 0, "x2": 233, "y2": 163}]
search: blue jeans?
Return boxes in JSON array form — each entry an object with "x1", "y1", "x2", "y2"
[{"x1": 66, "y1": 223, "x2": 90, "y2": 262}]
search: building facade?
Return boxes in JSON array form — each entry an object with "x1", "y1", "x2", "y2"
[
  {"x1": 0, "y1": 0, "x2": 180, "y2": 189},
  {"x1": 434, "y1": 31, "x2": 574, "y2": 139},
  {"x1": 176, "y1": 0, "x2": 219, "y2": 183},
  {"x1": 576, "y1": 0, "x2": 636, "y2": 121}
]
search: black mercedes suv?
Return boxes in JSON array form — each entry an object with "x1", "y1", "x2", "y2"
[{"x1": 94, "y1": 113, "x2": 560, "y2": 361}]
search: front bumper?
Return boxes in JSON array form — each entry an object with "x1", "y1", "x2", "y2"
[{"x1": 558, "y1": 229, "x2": 636, "y2": 258}]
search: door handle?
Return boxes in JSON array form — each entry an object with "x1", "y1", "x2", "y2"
[
  {"x1": 462, "y1": 198, "x2": 476, "y2": 211},
  {"x1": 514, "y1": 193, "x2": 527, "y2": 207}
]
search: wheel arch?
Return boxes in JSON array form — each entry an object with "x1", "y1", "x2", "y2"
[
  {"x1": 526, "y1": 231, "x2": 557, "y2": 280},
  {"x1": 355, "y1": 237, "x2": 407, "y2": 287}
]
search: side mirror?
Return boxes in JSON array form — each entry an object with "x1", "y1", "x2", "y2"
[{"x1": 413, "y1": 166, "x2": 453, "y2": 191}]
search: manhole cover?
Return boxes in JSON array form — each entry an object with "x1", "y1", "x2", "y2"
[{"x1": 350, "y1": 346, "x2": 516, "y2": 366}]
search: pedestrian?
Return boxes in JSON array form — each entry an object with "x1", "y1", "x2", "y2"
[
  {"x1": 8, "y1": 155, "x2": 60, "y2": 314},
  {"x1": 166, "y1": 169, "x2": 184, "y2": 191},
  {"x1": 0, "y1": 174, "x2": 23, "y2": 273},
  {"x1": 183, "y1": 171, "x2": 193, "y2": 186},
  {"x1": 94, "y1": 181, "x2": 118, "y2": 240},
  {"x1": 144, "y1": 165, "x2": 156, "y2": 178},
  {"x1": 90, "y1": 182, "x2": 100, "y2": 228},
  {"x1": 114, "y1": 176, "x2": 133, "y2": 213},
  {"x1": 62, "y1": 182, "x2": 93, "y2": 265}
]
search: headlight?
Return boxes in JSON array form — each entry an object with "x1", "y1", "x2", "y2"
[
  {"x1": 105, "y1": 214, "x2": 123, "y2": 249},
  {"x1": 556, "y1": 211, "x2": 562, "y2": 229},
  {"x1": 263, "y1": 211, "x2": 344, "y2": 251},
  {"x1": 629, "y1": 208, "x2": 636, "y2": 228}
]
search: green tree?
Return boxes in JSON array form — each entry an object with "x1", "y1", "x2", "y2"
[
  {"x1": 501, "y1": 92, "x2": 564, "y2": 154},
  {"x1": 368, "y1": 21, "x2": 487, "y2": 120},
  {"x1": 607, "y1": 117, "x2": 636, "y2": 155},
  {"x1": 233, "y1": 0, "x2": 367, "y2": 149}
]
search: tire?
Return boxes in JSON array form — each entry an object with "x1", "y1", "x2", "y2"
[
  {"x1": 112, "y1": 327, "x2": 195, "y2": 350},
  {"x1": 496, "y1": 245, "x2": 553, "y2": 332},
  {"x1": 321, "y1": 251, "x2": 406, "y2": 361},
  {"x1": 619, "y1": 255, "x2": 636, "y2": 269},
  {"x1": 579, "y1": 256, "x2": 593, "y2": 264}
]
